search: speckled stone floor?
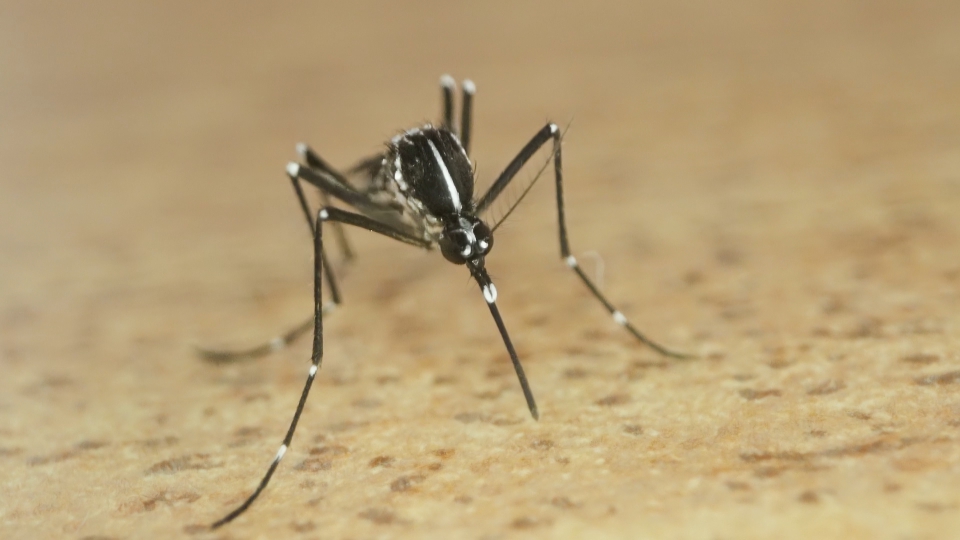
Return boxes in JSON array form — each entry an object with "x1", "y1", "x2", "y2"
[{"x1": 3, "y1": 2, "x2": 960, "y2": 539}]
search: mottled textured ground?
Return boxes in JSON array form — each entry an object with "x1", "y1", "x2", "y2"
[{"x1": 2, "y1": 1, "x2": 960, "y2": 539}]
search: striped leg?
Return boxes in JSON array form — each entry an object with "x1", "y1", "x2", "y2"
[
  {"x1": 439, "y1": 74, "x2": 475, "y2": 155},
  {"x1": 440, "y1": 74, "x2": 456, "y2": 133},
  {"x1": 476, "y1": 123, "x2": 690, "y2": 359},
  {"x1": 469, "y1": 263, "x2": 538, "y2": 420},
  {"x1": 211, "y1": 207, "x2": 428, "y2": 528},
  {"x1": 295, "y1": 143, "x2": 356, "y2": 264},
  {"x1": 197, "y1": 316, "x2": 318, "y2": 364},
  {"x1": 196, "y1": 154, "x2": 376, "y2": 363},
  {"x1": 460, "y1": 79, "x2": 475, "y2": 156}
]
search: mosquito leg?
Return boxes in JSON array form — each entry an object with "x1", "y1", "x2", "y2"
[
  {"x1": 195, "y1": 153, "x2": 362, "y2": 363},
  {"x1": 197, "y1": 312, "x2": 319, "y2": 364},
  {"x1": 470, "y1": 263, "x2": 538, "y2": 419},
  {"x1": 294, "y1": 143, "x2": 356, "y2": 264},
  {"x1": 440, "y1": 74, "x2": 456, "y2": 134},
  {"x1": 460, "y1": 79, "x2": 475, "y2": 156},
  {"x1": 210, "y1": 209, "x2": 332, "y2": 529},
  {"x1": 285, "y1": 160, "x2": 399, "y2": 334},
  {"x1": 476, "y1": 123, "x2": 691, "y2": 359},
  {"x1": 218, "y1": 159, "x2": 423, "y2": 363},
  {"x1": 211, "y1": 207, "x2": 428, "y2": 528}
]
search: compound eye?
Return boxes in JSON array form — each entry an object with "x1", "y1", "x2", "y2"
[
  {"x1": 439, "y1": 232, "x2": 468, "y2": 265},
  {"x1": 474, "y1": 221, "x2": 493, "y2": 254}
]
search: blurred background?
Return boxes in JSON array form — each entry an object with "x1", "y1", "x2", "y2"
[{"x1": 2, "y1": 1, "x2": 960, "y2": 539}]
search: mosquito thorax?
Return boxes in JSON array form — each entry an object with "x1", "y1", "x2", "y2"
[
  {"x1": 388, "y1": 126, "x2": 475, "y2": 219},
  {"x1": 439, "y1": 215, "x2": 493, "y2": 265}
]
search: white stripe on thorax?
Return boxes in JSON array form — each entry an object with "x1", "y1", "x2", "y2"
[{"x1": 426, "y1": 139, "x2": 462, "y2": 212}]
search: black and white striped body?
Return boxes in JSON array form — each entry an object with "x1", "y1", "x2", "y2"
[
  {"x1": 204, "y1": 76, "x2": 688, "y2": 529},
  {"x1": 387, "y1": 125, "x2": 474, "y2": 218},
  {"x1": 373, "y1": 125, "x2": 493, "y2": 265}
]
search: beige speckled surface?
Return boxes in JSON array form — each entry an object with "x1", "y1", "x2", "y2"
[{"x1": 3, "y1": 1, "x2": 960, "y2": 539}]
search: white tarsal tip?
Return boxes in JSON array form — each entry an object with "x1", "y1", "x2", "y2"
[
  {"x1": 309, "y1": 365, "x2": 318, "y2": 376},
  {"x1": 269, "y1": 337, "x2": 284, "y2": 351},
  {"x1": 295, "y1": 143, "x2": 307, "y2": 156},
  {"x1": 286, "y1": 162, "x2": 299, "y2": 177},
  {"x1": 550, "y1": 123, "x2": 559, "y2": 134},
  {"x1": 613, "y1": 311, "x2": 628, "y2": 326},
  {"x1": 275, "y1": 444, "x2": 287, "y2": 461},
  {"x1": 565, "y1": 255, "x2": 578, "y2": 268},
  {"x1": 483, "y1": 283, "x2": 498, "y2": 304},
  {"x1": 319, "y1": 209, "x2": 329, "y2": 220},
  {"x1": 463, "y1": 80, "x2": 476, "y2": 93},
  {"x1": 440, "y1": 74, "x2": 455, "y2": 87}
]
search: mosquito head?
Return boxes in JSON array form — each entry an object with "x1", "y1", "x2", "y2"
[{"x1": 439, "y1": 215, "x2": 493, "y2": 265}]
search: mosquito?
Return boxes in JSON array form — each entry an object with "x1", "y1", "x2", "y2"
[{"x1": 200, "y1": 75, "x2": 689, "y2": 528}]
